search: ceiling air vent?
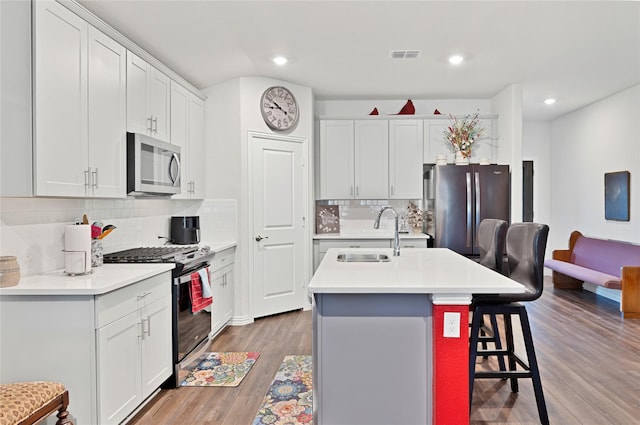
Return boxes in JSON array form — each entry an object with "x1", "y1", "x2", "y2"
[{"x1": 390, "y1": 50, "x2": 420, "y2": 59}]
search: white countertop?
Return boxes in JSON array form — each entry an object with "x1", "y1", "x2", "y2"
[
  {"x1": 0, "y1": 263, "x2": 175, "y2": 296},
  {"x1": 314, "y1": 232, "x2": 430, "y2": 240},
  {"x1": 202, "y1": 240, "x2": 238, "y2": 252},
  {"x1": 308, "y1": 248, "x2": 523, "y2": 297}
]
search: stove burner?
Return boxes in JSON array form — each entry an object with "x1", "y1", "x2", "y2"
[{"x1": 104, "y1": 246, "x2": 199, "y2": 263}]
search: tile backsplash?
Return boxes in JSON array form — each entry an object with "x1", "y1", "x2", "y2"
[
  {"x1": 315, "y1": 199, "x2": 426, "y2": 233},
  {"x1": 0, "y1": 197, "x2": 237, "y2": 277}
]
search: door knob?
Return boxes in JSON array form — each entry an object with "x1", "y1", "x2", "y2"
[{"x1": 255, "y1": 235, "x2": 269, "y2": 241}]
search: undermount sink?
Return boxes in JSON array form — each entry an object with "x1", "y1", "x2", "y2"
[{"x1": 336, "y1": 253, "x2": 390, "y2": 263}]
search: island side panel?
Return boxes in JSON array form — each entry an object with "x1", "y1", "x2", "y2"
[
  {"x1": 432, "y1": 304, "x2": 470, "y2": 425},
  {"x1": 313, "y1": 293, "x2": 433, "y2": 425}
]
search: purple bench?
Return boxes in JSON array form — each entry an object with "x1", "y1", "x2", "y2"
[{"x1": 544, "y1": 231, "x2": 640, "y2": 318}]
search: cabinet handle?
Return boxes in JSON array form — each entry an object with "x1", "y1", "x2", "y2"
[
  {"x1": 147, "y1": 116, "x2": 153, "y2": 132},
  {"x1": 137, "y1": 291, "x2": 152, "y2": 300},
  {"x1": 146, "y1": 316, "x2": 151, "y2": 336},
  {"x1": 349, "y1": 245, "x2": 361, "y2": 248},
  {"x1": 92, "y1": 168, "x2": 98, "y2": 189},
  {"x1": 152, "y1": 116, "x2": 158, "y2": 133},
  {"x1": 356, "y1": 186, "x2": 359, "y2": 197},
  {"x1": 84, "y1": 169, "x2": 90, "y2": 188}
]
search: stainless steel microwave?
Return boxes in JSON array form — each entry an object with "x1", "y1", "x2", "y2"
[{"x1": 127, "y1": 132, "x2": 181, "y2": 196}]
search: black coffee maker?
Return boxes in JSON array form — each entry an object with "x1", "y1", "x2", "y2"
[{"x1": 170, "y1": 216, "x2": 200, "y2": 245}]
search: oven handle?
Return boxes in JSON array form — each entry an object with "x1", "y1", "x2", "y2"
[{"x1": 174, "y1": 266, "x2": 210, "y2": 285}]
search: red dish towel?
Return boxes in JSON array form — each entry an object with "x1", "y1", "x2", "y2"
[{"x1": 190, "y1": 271, "x2": 212, "y2": 313}]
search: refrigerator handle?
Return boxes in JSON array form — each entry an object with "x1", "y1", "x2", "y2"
[
  {"x1": 475, "y1": 171, "x2": 481, "y2": 247},
  {"x1": 466, "y1": 171, "x2": 472, "y2": 247}
]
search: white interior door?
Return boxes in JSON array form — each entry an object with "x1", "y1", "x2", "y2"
[{"x1": 251, "y1": 133, "x2": 307, "y2": 318}]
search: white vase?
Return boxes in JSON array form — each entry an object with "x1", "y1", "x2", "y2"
[{"x1": 455, "y1": 151, "x2": 469, "y2": 165}]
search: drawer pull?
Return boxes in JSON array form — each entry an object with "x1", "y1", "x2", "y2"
[{"x1": 137, "y1": 291, "x2": 152, "y2": 300}]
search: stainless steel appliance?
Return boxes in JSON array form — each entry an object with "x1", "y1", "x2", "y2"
[
  {"x1": 127, "y1": 132, "x2": 181, "y2": 196},
  {"x1": 170, "y1": 216, "x2": 200, "y2": 245},
  {"x1": 104, "y1": 245, "x2": 215, "y2": 388},
  {"x1": 425, "y1": 163, "x2": 510, "y2": 256}
]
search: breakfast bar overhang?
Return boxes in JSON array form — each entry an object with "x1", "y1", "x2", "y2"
[{"x1": 308, "y1": 248, "x2": 525, "y2": 425}]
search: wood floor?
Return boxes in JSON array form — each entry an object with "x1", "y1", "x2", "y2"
[{"x1": 129, "y1": 278, "x2": 640, "y2": 425}]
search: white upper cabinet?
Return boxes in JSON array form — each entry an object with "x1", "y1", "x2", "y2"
[
  {"x1": 170, "y1": 81, "x2": 205, "y2": 198},
  {"x1": 318, "y1": 120, "x2": 388, "y2": 199},
  {"x1": 126, "y1": 51, "x2": 170, "y2": 142},
  {"x1": 354, "y1": 120, "x2": 389, "y2": 199},
  {"x1": 33, "y1": 0, "x2": 125, "y2": 198},
  {"x1": 187, "y1": 95, "x2": 206, "y2": 198},
  {"x1": 320, "y1": 119, "x2": 430, "y2": 200},
  {"x1": 34, "y1": 0, "x2": 88, "y2": 197},
  {"x1": 389, "y1": 120, "x2": 423, "y2": 199},
  {"x1": 88, "y1": 27, "x2": 127, "y2": 198},
  {"x1": 424, "y1": 119, "x2": 449, "y2": 164},
  {"x1": 320, "y1": 120, "x2": 389, "y2": 199},
  {"x1": 319, "y1": 120, "x2": 355, "y2": 199}
]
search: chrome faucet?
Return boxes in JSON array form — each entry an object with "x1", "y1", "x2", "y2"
[{"x1": 374, "y1": 206, "x2": 400, "y2": 256}]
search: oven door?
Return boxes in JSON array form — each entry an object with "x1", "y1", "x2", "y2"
[{"x1": 174, "y1": 267, "x2": 212, "y2": 364}]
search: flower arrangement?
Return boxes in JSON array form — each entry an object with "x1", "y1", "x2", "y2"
[
  {"x1": 406, "y1": 201, "x2": 423, "y2": 231},
  {"x1": 443, "y1": 111, "x2": 485, "y2": 159}
]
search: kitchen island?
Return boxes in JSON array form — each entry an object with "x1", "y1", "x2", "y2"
[{"x1": 308, "y1": 248, "x2": 524, "y2": 425}]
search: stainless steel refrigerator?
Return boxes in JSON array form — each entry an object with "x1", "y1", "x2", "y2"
[{"x1": 426, "y1": 164, "x2": 510, "y2": 256}]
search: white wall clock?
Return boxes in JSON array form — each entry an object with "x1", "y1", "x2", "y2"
[{"x1": 260, "y1": 86, "x2": 299, "y2": 131}]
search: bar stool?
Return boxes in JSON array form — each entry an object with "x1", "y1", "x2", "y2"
[
  {"x1": 0, "y1": 381, "x2": 73, "y2": 425},
  {"x1": 475, "y1": 219, "x2": 508, "y2": 367},
  {"x1": 469, "y1": 222, "x2": 550, "y2": 425}
]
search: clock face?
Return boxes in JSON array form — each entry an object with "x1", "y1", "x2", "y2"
[{"x1": 260, "y1": 86, "x2": 299, "y2": 131}]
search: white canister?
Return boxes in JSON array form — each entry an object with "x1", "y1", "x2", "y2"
[
  {"x1": 64, "y1": 224, "x2": 91, "y2": 275},
  {"x1": 0, "y1": 256, "x2": 20, "y2": 287}
]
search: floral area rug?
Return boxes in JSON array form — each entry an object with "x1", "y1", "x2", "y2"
[
  {"x1": 252, "y1": 355, "x2": 313, "y2": 425},
  {"x1": 180, "y1": 352, "x2": 260, "y2": 387}
]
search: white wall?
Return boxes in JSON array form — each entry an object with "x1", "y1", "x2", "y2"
[
  {"x1": 522, "y1": 121, "x2": 552, "y2": 228},
  {"x1": 491, "y1": 84, "x2": 524, "y2": 223},
  {"x1": 203, "y1": 77, "x2": 315, "y2": 323},
  {"x1": 549, "y1": 84, "x2": 640, "y2": 250},
  {"x1": 0, "y1": 197, "x2": 236, "y2": 277},
  {"x1": 315, "y1": 98, "x2": 492, "y2": 117}
]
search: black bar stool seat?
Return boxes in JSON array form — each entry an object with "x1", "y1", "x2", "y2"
[{"x1": 469, "y1": 222, "x2": 550, "y2": 425}]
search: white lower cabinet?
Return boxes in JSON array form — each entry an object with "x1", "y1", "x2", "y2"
[
  {"x1": 210, "y1": 248, "x2": 235, "y2": 336},
  {"x1": 95, "y1": 273, "x2": 172, "y2": 425},
  {"x1": 96, "y1": 311, "x2": 142, "y2": 424},
  {"x1": 0, "y1": 271, "x2": 172, "y2": 425}
]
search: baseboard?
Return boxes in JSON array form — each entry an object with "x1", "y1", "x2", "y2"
[
  {"x1": 583, "y1": 282, "x2": 621, "y2": 304},
  {"x1": 229, "y1": 314, "x2": 253, "y2": 326}
]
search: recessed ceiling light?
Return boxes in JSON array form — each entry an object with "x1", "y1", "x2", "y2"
[
  {"x1": 448, "y1": 55, "x2": 464, "y2": 65},
  {"x1": 544, "y1": 98, "x2": 556, "y2": 105},
  {"x1": 273, "y1": 56, "x2": 288, "y2": 66}
]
